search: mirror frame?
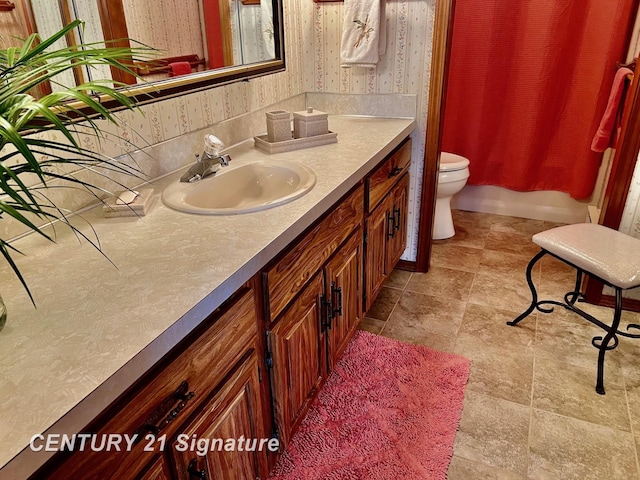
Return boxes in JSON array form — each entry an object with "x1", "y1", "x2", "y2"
[{"x1": 88, "y1": 0, "x2": 286, "y2": 111}]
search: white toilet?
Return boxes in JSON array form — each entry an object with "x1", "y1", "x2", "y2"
[{"x1": 433, "y1": 152, "x2": 470, "y2": 240}]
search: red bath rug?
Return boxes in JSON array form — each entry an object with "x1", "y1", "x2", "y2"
[{"x1": 268, "y1": 330, "x2": 470, "y2": 480}]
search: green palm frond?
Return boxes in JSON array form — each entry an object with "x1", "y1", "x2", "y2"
[{"x1": 0, "y1": 19, "x2": 156, "y2": 305}]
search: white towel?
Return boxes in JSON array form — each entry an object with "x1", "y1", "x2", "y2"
[
  {"x1": 341, "y1": 0, "x2": 386, "y2": 68},
  {"x1": 261, "y1": 0, "x2": 275, "y2": 59}
]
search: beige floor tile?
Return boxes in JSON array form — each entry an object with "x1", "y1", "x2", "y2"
[
  {"x1": 380, "y1": 323, "x2": 457, "y2": 352},
  {"x1": 384, "y1": 268, "x2": 412, "y2": 290},
  {"x1": 535, "y1": 313, "x2": 623, "y2": 373},
  {"x1": 384, "y1": 291, "x2": 466, "y2": 339},
  {"x1": 453, "y1": 392, "x2": 530, "y2": 476},
  {"x1": 543, "y1": 220, "x2": 567, "y2": 229},
  {"x1": 359, "y1": 317, "x2": 385, "y2": 335},
  {"x1": 489, "y1": 216, "x2": 547, "y2": 235},
  {"x1": 364, "y1": 286, "x2": 401, "y2": 321},
  {"x1": 443, "y1": 210, "x2": 493, "y2": 249},
  {"x1": 468, "y1": 271, "x2": 533, "y2": 313},
  {"x1": 533, "y1": 356, "x2": 630, "y2": 432},
  {"x1": 447, "y1": 455, "x2": 528, "y2": 480},
  {"x1": 478, "y1": 249, "x2": 541, "y2": 280},
  {"x1": 623, "y1": 374, "x2": 640, "y2": 433},
  {"x1": 455, "y1": 336, "x2": 533, "y2": 406},
  {"x1": 457, "y1": 303, "x2": 535, "y2": 349},
  {"x1": 406, "y1": 267, "x2": 475, "y2": 301},
  {"x1": 529, "y1": 409, "x2": 638, "y2": 480},
  {"x1": 430, "y1": 243, "x2": 484, "y2": 273},
  {"x1": 454, "y1": 209, "x2": 496, "y2": 227},
  {"x1": 484, "y1": 230, "x2": 541, "y2": 257},
  {"x1": 617, "y1": 335, "x2": 640, "y2": 378},
  {"x1": 538, "y1": 256, "x2": 580, "y2": 302}
]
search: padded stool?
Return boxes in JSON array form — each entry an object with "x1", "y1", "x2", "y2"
[{"x1": 508, "y1": 223, "x2": 640, "y2": 394}]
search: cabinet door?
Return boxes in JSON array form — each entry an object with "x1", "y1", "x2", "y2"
[
  {"x1": 365, "y1": 194, "x2": 393, "y2": 311},
  {"x1": 269, "y1": 273, "x2": 325, "y2": 445},
  {"x1": 387, "y1": 173, "x2": 410, "y2": 270},
  {"x1": 325, "y1": 228, "x2": 363, "y2": 371},
  {"x1": 171, "y1": 353, "x2": 268, "y2": 480},
  {"x1": 139, "y1": 455, "x2": 173, "y2": 480}
]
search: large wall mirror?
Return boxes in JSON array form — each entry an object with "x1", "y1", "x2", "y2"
[{"x1": 0, "y1": 0, "x2": 285, "y2": 105}]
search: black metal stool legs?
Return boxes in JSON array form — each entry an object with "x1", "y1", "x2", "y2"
[
  {"x1": 593, "y1": 288, "x2": 623, "y2": 395},
  {"x1": 508, "y1": 249, "x2": 639, "y2": 395},
  {"x1": 507, "y1": 250, "x2": 547, "y2": 326}
]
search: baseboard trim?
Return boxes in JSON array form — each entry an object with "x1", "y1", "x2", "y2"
[
  {"x1": 597, "y1": 294, "x2": 640, "y2": 313},
  {"x1": 397, "y1": 260, "x2": 417, "y2": 272}
]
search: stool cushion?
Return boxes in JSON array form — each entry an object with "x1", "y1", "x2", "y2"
[{"x1": 532, "y1": 223, "x2": 640, "y2": 289}]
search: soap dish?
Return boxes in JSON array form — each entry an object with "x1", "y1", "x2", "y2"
[
  {"x1": 102, "y1": 188, "x2": 154, "y2": 218},
  {"x1": 253, "y1": 131, "x2": 338, "y2": 154}
]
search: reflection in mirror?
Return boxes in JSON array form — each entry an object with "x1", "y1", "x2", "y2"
[{"x1": 0, "y1": 0, "x2": 280, "y2": 97}]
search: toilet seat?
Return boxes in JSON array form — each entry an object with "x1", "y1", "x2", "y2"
[{"x1": 440, "y1": 152, "x2": 470, "y2": 172}]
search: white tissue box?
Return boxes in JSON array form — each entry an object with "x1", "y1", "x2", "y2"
[{"x1": 293, "y1": 108, "x2": 329, "y2": 138}]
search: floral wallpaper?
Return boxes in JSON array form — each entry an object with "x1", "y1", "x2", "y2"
[
  {"x1": 301, "y1": 0, "x2": 435, "y2": 261},
  {"x1": 29, "y1": 0, "x2": 75, "y2": 91},
  {"x1": 122, "y1": 0, "x2": 205, "y2": 61}
]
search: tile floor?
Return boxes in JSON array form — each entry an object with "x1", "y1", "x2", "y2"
[{"x1": 360, "y1": 210, "x2": 640, "y2": 480}]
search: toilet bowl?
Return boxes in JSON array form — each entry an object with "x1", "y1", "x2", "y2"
[{"x1": 433, "y1": 152, "x2": 470, "y2": 240}]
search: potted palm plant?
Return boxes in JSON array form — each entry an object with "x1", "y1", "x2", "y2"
[{"x1": 0, "y1": 20, "x2": 153, "y2": 330}]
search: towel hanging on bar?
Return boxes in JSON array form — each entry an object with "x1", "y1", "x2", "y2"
[
  {"x1": 591, "y1": 66, "x2": 634, "y2": 152},
  {"x1": 340, "y1": 0, "x2": 386, "y2": 68}
]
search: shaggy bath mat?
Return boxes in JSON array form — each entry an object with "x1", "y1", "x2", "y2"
[{"x1": 268, "y1": 330, "x2": 470, "y2": 480}]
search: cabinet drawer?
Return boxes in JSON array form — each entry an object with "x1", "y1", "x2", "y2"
[
  {"x1": 263, "y1": 184, "x2": 364, "y2": 323},
  {"x1": 48, "y1": 288, "x2": 258, "y2": 480},
  {"x1": 366, "y1": 138, "x2": 412, "y2": 213}
]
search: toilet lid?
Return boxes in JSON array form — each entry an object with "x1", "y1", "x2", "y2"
[{"x1": 440, "y1": 152, "x2": 470, "y2": 172}]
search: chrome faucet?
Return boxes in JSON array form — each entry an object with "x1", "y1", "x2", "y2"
[{"x1": 180, "y1": 134, "x2": 232, "y2": 183}]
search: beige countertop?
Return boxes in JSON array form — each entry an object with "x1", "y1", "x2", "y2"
[{"x1": 0, "y1": 115, "x2": 415, "y2": 478}]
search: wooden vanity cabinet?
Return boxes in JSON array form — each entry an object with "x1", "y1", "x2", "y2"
[
  {"x1": 364, "y1": 138, "x2": 411, "y2": 311},
  {"x1": 170, "y1": 352, "x2": 267, "y2": 480},
  {"x1": 324, "y1": 229, "x2": 363, "y2": 371},
  {"x1": 138, "y1": 455, "x2": 173, "y2": 480},
  {"x1": 268, "y1": 273, "x2": 326, "y2": 446},
  {"x1": 40, "y1": 285, "x2": 270, "y2": 480},
  {"x1": 31, "y1": 134, "x2": 411, "y2": 480},
  {"x1": 263, "y1": 186, "x2": 364, "y2": 447}
]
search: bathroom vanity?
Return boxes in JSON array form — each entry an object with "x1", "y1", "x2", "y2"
[{"x1": 0, "y1": 115, "x2": 415, "y2": 479}]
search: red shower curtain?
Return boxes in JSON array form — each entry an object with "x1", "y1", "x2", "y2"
[{"x1": 441, "y1": 0, "x2": 636, "y2": 200}]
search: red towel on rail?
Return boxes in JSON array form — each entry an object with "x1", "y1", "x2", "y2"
[
  {"x1": 168, "y1": 61, "x2": 192, "y2": 77},
  {"x1": 591, "y1": 67, "x2": 634, "y2": 152}
]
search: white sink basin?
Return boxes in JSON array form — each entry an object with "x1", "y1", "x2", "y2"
[{"x1": 162, "y1": 160, "x2": 316, "y2": 214}]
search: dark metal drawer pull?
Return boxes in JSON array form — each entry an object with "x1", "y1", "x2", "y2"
[
  {"x1": 393, "y1": 206, "x2": 401, "y2": 232},
  {"x1": 387, "y1": 166, "x2": 402, "y2": 178},
  {"x1": 332, "y1": 283, "x2": 343, "y2": 318},
  {"x1": 321, "y1": 294, "x2": 333, "y2": 331},
  {"x1": 133, "y1": 381, "x2": 195, "y2": 443},
  {"x1": 188, "y1": 458, "x2": 208, "y2": 479},
  {"x1": 387, "y1": 212, "x2": 396, "y2": 239}
]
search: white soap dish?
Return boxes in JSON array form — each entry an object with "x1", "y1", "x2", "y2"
[
  {"x1": 102, "y1": 188, "x2": 154, "y2": 217},
  {"x1": 253, "y1": 131, "x2": 337, "y2": 154}
]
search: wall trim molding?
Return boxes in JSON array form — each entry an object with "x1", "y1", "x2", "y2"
[{"x1": 415, "y1": 0, "x2": 456, "y2": 272}]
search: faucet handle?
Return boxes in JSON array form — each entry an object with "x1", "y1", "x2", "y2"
[{"x1": 204, "y1": 134, "x2": 225, "y2": 156}]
